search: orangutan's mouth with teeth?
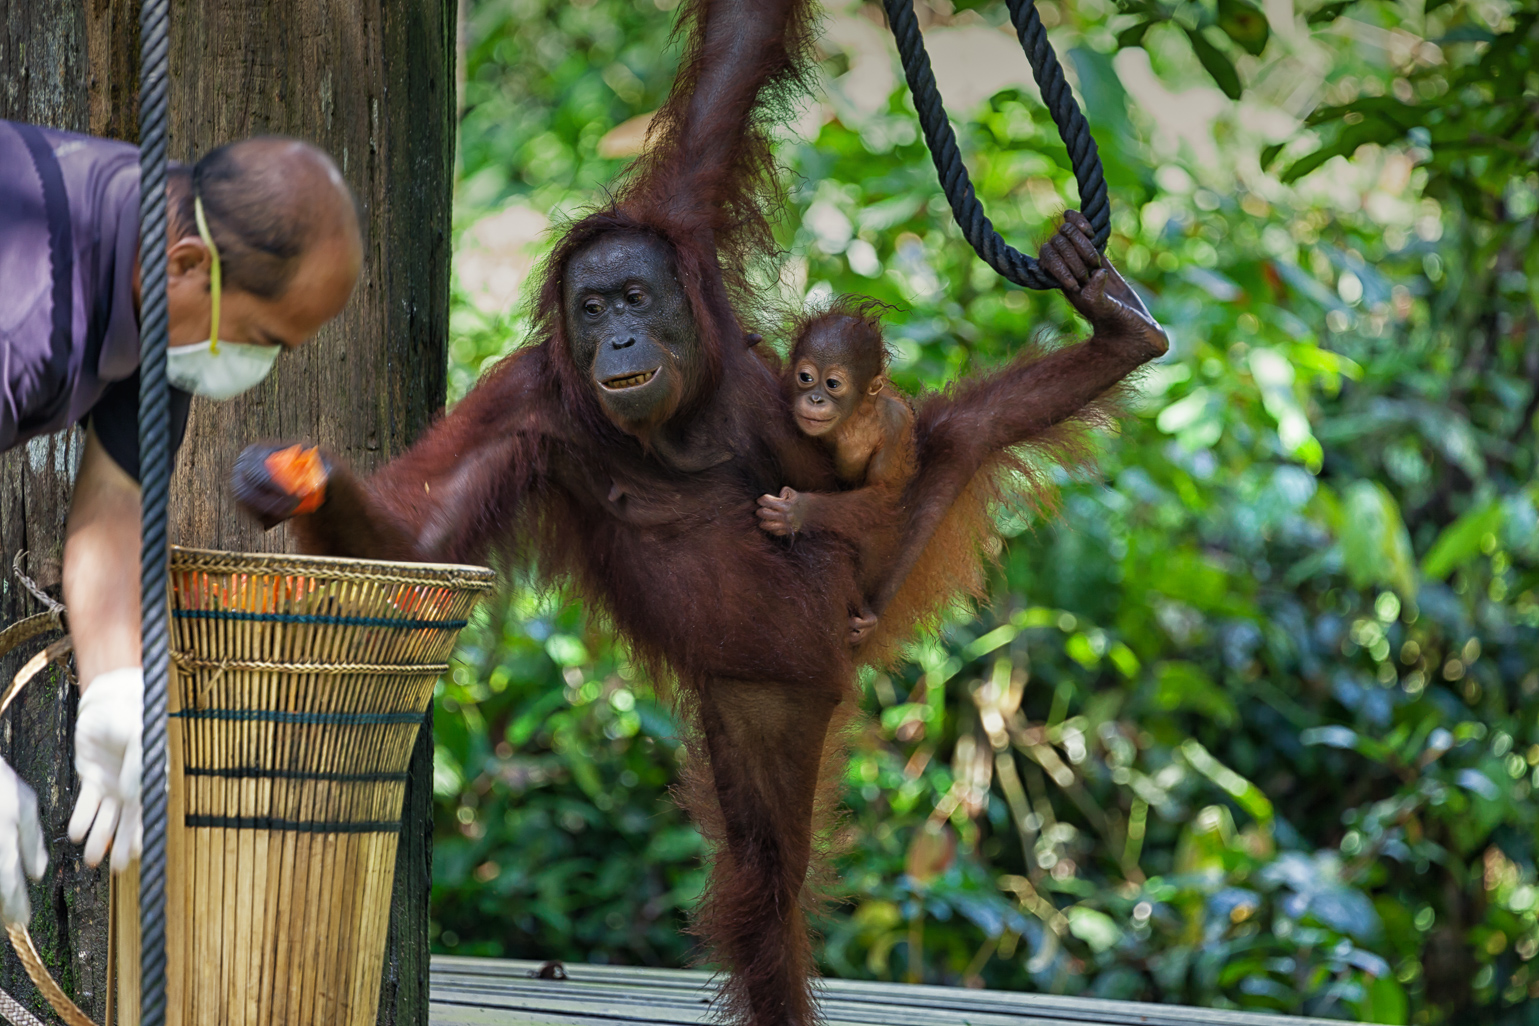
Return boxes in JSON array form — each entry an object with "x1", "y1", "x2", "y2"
[{"x1": 602, "y1": 369, "x2": 659, "y2": 390}]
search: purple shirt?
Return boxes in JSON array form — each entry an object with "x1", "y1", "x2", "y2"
[{"x1": 0, "y1": 119, "x2": 141, "y2": 452}]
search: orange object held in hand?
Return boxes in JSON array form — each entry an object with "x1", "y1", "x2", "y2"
[{"x1": 264, "y1": 445, "x2": 328, "y2": 515}]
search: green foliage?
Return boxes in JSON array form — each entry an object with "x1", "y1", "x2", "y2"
[
  {"x1": 434, "y1": 585, "x2": 704, "y2": 963},
  {"x1": 435, "y1": 1, "x2": 1539, "y2": 1022}
]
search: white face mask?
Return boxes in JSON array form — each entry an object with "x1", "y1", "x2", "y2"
[
  {"x1": 165, "y1": 194, "x2": 283, "y2": 400},
  {"x1": 166, "y1": 339, "x2": 281, "y2": 400}
]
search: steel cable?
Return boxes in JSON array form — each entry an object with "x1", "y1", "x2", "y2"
[{"x1": 883, "y1": 0, "x2": 1109, "y2": 289}]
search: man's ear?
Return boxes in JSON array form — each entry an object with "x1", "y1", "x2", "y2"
[{"x1": 166, "y1": 236, "x2": 212, "y2": 287}]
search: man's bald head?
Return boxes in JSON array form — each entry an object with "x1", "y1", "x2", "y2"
[
  {"x1": 170, "y1": 136, "x2": 362, "y2": 303},
  {"x1": 163, "y1": 136, "x2": 363, "y2": 352}
]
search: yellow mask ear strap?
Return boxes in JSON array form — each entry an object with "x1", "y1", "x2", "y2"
[{"x1": 193, "y1": 195, "x2": 222, "y2": 355}]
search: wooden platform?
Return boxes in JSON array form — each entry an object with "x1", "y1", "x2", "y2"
[{"x1": 430, "y1": 956, "x2": 1340, "y2": 1026}]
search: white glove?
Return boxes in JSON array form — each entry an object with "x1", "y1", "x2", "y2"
[
  {"x1": 0, "y1": 757, "x2": 47, "y2": 927},
  {"x1": 68, "y1": 667, "x2": 143, "y2": 873}
]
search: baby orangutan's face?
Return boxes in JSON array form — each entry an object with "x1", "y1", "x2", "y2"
[
  {"x1": 790, "y1": 355, "x2": 864, "y2": 438},
  {"x1": 788, "y1": 317, "x2": 883, "y2": 438}
]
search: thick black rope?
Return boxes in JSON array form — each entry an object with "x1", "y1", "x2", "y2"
[
  {"x1": 883, "y1": 0, "x2": 1110, "y2": 290},
  {"x1": 136, "y1": 0, "x2": 171, "y2": 1021}
]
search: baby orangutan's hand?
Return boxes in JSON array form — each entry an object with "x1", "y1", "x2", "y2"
[
  {"x1": 849, "y1": 605, "x2": 878, "y2": 646},
  {"x1": 756, "y1": 486, "x2": 806, "y2": 536},
  {"x1": 232, "y1": 442, "x2": 332, "y2": 529}
]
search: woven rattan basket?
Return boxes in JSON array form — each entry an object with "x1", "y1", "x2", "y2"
[{"x1": 14, "y1": 546, "x2": 495, "y2": 1026}]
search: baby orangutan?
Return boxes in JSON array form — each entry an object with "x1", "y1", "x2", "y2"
[{"x1": 756, "y1": 304, "x2": 915, "y2": 644}]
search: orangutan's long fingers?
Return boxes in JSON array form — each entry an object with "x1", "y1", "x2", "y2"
[
  {"x1": 1063, "y1": 210, "x2": 1094, "y2": 236},
  {"x1": 1063, "y1": 220, "x2": 1102, "y2": 269},
  {"x1": 1053, "y1": 226, "x2": 1092, "y2": 282},
  {"x1": 1040, "y1": 240, "x2": 1079, "y2": 292},
  {"x1": 1082, "y1": 269, "x2": 1109, "y2": 307}
]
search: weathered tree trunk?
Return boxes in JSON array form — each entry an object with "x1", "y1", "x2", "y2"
[
  {"x1": 0, "y1": 2, "x2": 116, "y2": 1021},
  {"x1": 0, "y1": 0, "x2": 454, "y2": 1022}
]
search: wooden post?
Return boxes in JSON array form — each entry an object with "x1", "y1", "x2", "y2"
[
  {"x1": 161, "y1": 4, "x2": 455, "y2": 1022},
  {"x1": 0, "y1": 0, "x2": 454, "y2": 1022}
]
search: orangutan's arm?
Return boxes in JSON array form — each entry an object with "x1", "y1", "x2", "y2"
[
  {"x1": 868, "y1": 213, "x2": 1168, "y2": 616},
  {"x1": 232, "y1": 352, "x2": 550, "y2": 565}
]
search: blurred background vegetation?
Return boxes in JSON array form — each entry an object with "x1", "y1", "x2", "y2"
[{"x1": 429, "y1": 1, "x2": 1539, "y2": 1022}]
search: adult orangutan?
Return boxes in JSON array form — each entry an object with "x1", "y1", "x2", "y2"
[{"x1": 232, "y1": 1, "x2": 1167, "y2": 1022}]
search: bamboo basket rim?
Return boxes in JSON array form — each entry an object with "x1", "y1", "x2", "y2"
[{"x1": 169, "y1": 546, "x2": 497, "y2": 591}]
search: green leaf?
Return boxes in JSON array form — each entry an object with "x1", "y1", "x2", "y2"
[
  {"x1": 1437, "y1": 25, "x2": 1497, "y2": 43},
  {"x1": 1180, "y1": 739, "x2": 1274, "y2": 823},
  {"x1": 1526, "y1": 244, "x2": 1539, "y2": 339},
  {"x1": 1302, "y1": 725, "x2": 1393, "y2": 762},
  {"x1": 1217, "y1": 0, "x2": 1270, "y2": 56},
  {"x1": 1420, "y1": 498, "x2": 1503, "y2": 580},
  {"x1": 1301, "y1": 725, "x2": 1358, "y2": 750},
  {"x1": 1115, "y1": 20, "x2": 1154, "y2": 48},
  {"x1": 1067, "y1": 906, "x2": 1122, "y2": 953},
  {"x1": 1304, "y1": 96, "x2": 1415, "y2": 129},
  {"x1": 1332, "y1": 481, "x2": 1417, "y2": 597},
  {"x1": 1065, "y1": 632, "x2": 1102, "y2": 668},
  {"x1": 1109, "y1": 642, "x2": 1141, "y2": 678},
  {"x1": 1260, "y1": 141, "x2": 1286, "y2": 171},
  {"x1": 1282, "y1": 118, "x2": 1406, "y2": 183},
  {"x1": 1361, "y1": 973, "x2": 1409, "y2": 1025},
  {"x1": 1281, "y1": 147, "x2": 1339, "y2": 184},
  {"x1": 1185, "y1": 28, "x2": 1242, "y2": 100},
  {"x1": 1154, "y1": 662, "x2": 1238, "y2": 728},
  {"x1": 1306, "y1": 0, "x2": 1357, "y2": 25}
]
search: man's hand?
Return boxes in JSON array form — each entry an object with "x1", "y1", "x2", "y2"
[
  {"x1": 232, "y1": 442, "x2": 333, "y2": 529},
  {"x1": 0, "y1": 758, "x2": 47, "y2": 927},
  {"x1": 68, "y1": 667, "x2": 143, "y2": 873},
  {"x1": 1040, "y1": 211, "x2": 1168, "y2": 359},
  {"x1": 756, "y1": 486, "x2": 807, "y2": 536}
]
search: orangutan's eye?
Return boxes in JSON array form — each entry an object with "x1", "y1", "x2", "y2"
[
  {"x1": 826, "y1": 378, "x2": 843, "y2": 391},
  {"x1": 798, "y1": 371, "x2": 814, "y2": 384},
  {"x1": 583, "y1": 298, "x2": 604, "y2": 316}
]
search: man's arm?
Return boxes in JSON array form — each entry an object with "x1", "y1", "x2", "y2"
[
  {"x1": 62, "y1": 424, "x2": 147, "y2": 872},
  {"x1": 64, "y1": 424, "x2": 142, "y2": 686}
]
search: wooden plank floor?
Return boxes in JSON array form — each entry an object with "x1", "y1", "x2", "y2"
[{"x1": 431, "y1": 956, "x2": 1341, "y2": 1026}]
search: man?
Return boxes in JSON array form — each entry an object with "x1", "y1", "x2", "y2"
[{"x1": 0, "y1": 120, "x2": 364, "y2": 926}]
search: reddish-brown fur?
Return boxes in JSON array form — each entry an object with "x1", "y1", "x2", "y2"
[
  {"x1": 757, "y1": 301, "x2": 916, "y2": 640},
  {"x1": 234, "y1": 4, "x2": 1167, "y2": 1023}
]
